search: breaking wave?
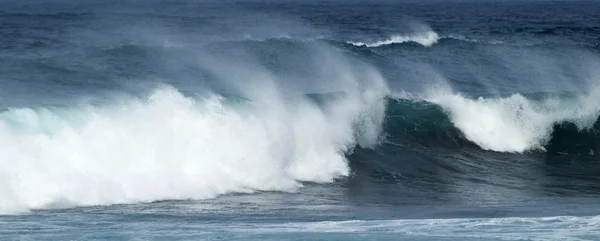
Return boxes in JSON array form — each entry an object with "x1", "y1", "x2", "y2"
[
  {"x1": 0, "y1": 81, "x2": 388, "y2": 213},
  {"x1": 388, "y1": 88, "x2": 600, "y2": 153}
]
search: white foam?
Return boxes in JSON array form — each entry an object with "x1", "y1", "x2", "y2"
[
  {"x1": 349, "y1": 31, "x2": 440, "y2": 48},
  {"x1": 0, "y1": 82, "x2": 388, "y2": 213},
  {"x1": 426, "y1": 88, "x2": 600, "y2": 153}
]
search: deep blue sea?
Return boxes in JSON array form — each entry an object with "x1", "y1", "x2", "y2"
[{"x1": 1, "y1": 0, "x2": 600, "y2": 240}]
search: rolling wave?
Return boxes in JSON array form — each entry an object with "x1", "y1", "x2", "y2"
[
  {"x1": 0, "y1": 84, "x2": 388, "y2": 214},
  {"x1": 2, "y1": 87, "x2": 598, "y2": 213},
  {"x1": 388, "y1": 89, "x2": 600, "y2": 154}
]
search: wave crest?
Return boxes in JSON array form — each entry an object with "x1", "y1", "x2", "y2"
[{"x1": 349, "y1": 31, "x2": 440, "y2": 48}]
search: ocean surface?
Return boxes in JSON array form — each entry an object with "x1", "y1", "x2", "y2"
[{"x1": 1, "y1": 0, "x2": 600, "y2": 240}]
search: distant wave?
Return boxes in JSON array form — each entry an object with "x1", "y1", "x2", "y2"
[
  {"x1": 348, "y1": 31, "x2": 440, "y2": 47},
  {"x1": 345, "y1": 32, "x2": 508, "y2": 48}
]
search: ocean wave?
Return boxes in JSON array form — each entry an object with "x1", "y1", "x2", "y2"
[
  {"x1": 388, "y1": 89, "x2": 600, "y2": 154},
  {"x1": 0, "y1": 83, "x2": 388, "y2": 213}
]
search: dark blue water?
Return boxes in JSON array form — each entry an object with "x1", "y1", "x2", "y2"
[{"x1": 1, "y1": 1, "x2": 600, "y2": 240}]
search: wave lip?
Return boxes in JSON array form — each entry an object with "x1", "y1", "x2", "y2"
[{"x1": 349, "y1": 31, "x2": 439, "y2": 48}]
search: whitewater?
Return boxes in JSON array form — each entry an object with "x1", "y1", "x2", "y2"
[
  {"x1": 0, "y1": 78, "x2": 388, "y2": 213},
  {"x1": 422, "y1": 86, "x2": 600, "y2": 153}
]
